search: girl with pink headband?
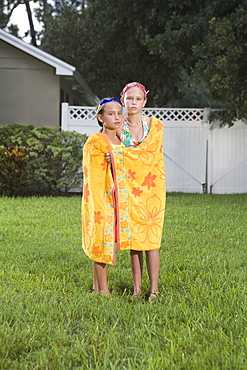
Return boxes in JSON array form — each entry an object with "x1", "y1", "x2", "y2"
[
  {"x1": 121, "y1": 82, "x2": 149, "y2": 99},
  {"x1": 119, "y1": 81, "x2": 166, "y2": 301}
]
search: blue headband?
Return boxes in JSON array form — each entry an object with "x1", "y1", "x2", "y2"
[{"x1": 99, "y1": 97, "x2": 121, "y2": 106}]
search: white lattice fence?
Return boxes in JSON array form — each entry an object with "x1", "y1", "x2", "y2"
[
  {"x1": 69, "y1": 107, "x2": 96, "y2": 120},
  {"x1": 62, "y1": 104, "x2": 205, "y2": 126},
  {"x1": 143, "y1": 108, "x2": 204, "y2": 122}
]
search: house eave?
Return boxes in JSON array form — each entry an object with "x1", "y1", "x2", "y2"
[{"x1": 0, "y1": 29, "x2": 75, "y2": 75}]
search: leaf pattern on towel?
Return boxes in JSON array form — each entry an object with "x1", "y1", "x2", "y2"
[{"x1": 131, "y1": 195, "x2": 164, "y2": 244}]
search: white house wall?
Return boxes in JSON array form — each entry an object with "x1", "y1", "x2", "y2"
[{"x1": 0, "y1": 40, "x2": 60, "y2": 126}]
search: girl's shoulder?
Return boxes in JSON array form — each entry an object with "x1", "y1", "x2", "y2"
[
  {"x1": 85, "y1": 132, "x2": 110, "y2": 147},
  {"x1": 148, "y1": 116, "x2": 164, "y2": 132},
  {"x1": 143, "y1": 115, "x2": 156, "y2": 129},
  {"x1": 143, "y1": 115, "x2": 152, "y2": 129},
  {"x1": 88, "y1": 132, "x2": 107, "y2": 140},
  {"x1": 85, "y1": 132, "x2": 100, "y2": 143}
]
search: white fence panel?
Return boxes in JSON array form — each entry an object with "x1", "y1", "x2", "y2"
[
  {"x1": 209, "y1": 121, "x2": 247, "y2": 193},
  {"x1": 61, "y1": 103, "x2": 247, "y2": 194},
  {"x1": 164, "y1": 124, "x2": 207, "y2": 192},
  {"x1": 62, "y1": 104, "x2": 97, "y2": 135},
  {"x1": 142, "y1": 108, "x2": 207, "y2": 193}
]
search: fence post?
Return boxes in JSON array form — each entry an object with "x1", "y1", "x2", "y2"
[
  {"x1": 202, "y1": 139, "x2": 208, "y2": 194},
  {"x1": 206, "y1": 118, "x2": 213, "y2": 194},
  {"x1": 61, "y1": 102, "x2": 69, "y2": 131},
  {"x1": 202, "y1": 107, "x2": 211, "y2": 124}
]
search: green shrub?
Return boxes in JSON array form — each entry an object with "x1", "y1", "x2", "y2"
[
  {"x1": 0, "y1": 124, "x2": 87, "y2": 196},
  {"x1": 0, "y1": 145, "x2": 28, "y2": 195}
]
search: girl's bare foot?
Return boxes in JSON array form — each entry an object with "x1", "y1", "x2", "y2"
[
  {"x1": 101, "y1": 291, "x2": 111, "y2": 297},
  {"x1": 149, "y1": 291, "x2": 160, "y2": 302},
  {"x1": 132, "y1": 291, "x2": 141, "y2": 299}
]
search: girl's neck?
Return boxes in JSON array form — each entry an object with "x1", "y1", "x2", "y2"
[
  {"x1": 102, "y1": 129, "x2": 121, "y2": 144},
  {"x1": 125, "y1": 113, "x2": 143, "y2": 127}
]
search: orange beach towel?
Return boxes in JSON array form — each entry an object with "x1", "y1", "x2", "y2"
[{"x1": 82, "y1": 116, "x2": 166, "y2": 265}]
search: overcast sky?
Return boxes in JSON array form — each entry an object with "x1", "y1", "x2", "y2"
[{"x1": 7, "y1": 2, "x2": 42, "y2": 43}]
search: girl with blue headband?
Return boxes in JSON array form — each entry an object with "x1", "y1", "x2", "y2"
[{"x1": 82, "y1": 97, "x2": 124, "y2": 296}]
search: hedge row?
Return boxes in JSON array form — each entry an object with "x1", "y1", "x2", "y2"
[{"x1": 0, "y1": 125, "x2": 87, "y2": 196}]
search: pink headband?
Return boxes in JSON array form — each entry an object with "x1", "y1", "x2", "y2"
[{"x1": 121, "y1": 82, "x2": 149, "y2": 98}]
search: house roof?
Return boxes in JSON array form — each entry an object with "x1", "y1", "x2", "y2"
[{"x1": 0, "y1": 29, "x2": 99, "y2": 104}]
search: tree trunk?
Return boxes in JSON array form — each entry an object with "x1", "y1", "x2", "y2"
[{"x1": 24, "y1": 0, "x2": 37, "y2": 46}]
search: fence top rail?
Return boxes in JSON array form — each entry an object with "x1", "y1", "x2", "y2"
[
  {"x1": 65, "y1": 104, "x2": 206, "y2": 122},
  {"x1": 66, "y1": 105, "x2": 204, "y2": 111}
]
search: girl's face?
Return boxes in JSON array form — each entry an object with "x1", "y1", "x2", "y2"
[
  {"x1": 122, "y1": 86, "x2": 146, "y2": 115},
  {"x1": 98, "y1": 101, "x2": 123, "y2": 131}
]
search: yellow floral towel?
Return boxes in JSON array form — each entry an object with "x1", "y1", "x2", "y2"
[{"x1": 82, "y1": 116, "x2": 166, "y2": 265}]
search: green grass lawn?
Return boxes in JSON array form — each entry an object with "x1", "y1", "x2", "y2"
[{"x1": 0, "y1": 194, "x2": 246, "y2": 369}]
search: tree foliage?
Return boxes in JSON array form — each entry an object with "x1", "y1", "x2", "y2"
[
  {"x1": 41, "y1": 0, "x2": 185, "y2": 105},
  {"x1": 141, "y1": 0, "x2": 247, "y2": 124},
  {"x1": 191, "y1": 1, "x2": 247, "y2": 125},
  {"x1": 0, "y1": 0, "x2": 39, "y2": 44},
  {"x1": 0, "y1": 0, "x2": 20, "y2": 31},
  {"x1": 2, "y1": 0, "x2": 247, "y2": 124}
]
